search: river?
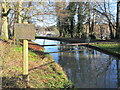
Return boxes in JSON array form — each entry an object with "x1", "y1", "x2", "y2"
[{"x1": 33, "y1": 39, "x2": 120, "y2": 88}]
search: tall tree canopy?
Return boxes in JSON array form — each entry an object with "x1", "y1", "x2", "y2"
[{"x1": 0, "y1": 1, "x2": 118, "y2": 40}]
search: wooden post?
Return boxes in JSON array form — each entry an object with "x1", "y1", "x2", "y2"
[
  {"x1": 14, "y1": 21, "x2": 35, "y2": 88},
  {"x1": 23, "y1": 39, "x2": 29, "y2": 88},
  {"x1": 23, "y1": 21, "x2": 29, "y2": 88},
  {"x1": 23, "y1": 39, "x2": 28, "y2": 75}
]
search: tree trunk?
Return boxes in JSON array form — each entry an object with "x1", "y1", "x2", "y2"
[
  {"x1": 0, "y1": 3, "x2": 2, "y2": 21},
  {"x1": 109, "y1": 22, "x2": 114, "y2": 39},
  {"x1": 116, "y1": 0, "x2": 120, "y2": 39},
  {"x1": 1, "y1": 2, "x2": 8, "y2": 40},
  {"x1": 77, "y1": 2, "x2": 84, "y2": 38},
  {"x1": 70, "y1": 20, "x2": 74, "y2": 38},
  {"x1": 100, "y1": 26, "x2": 103, "y2": 40},
  {"x1": 18, "y1": 2, "x2": 22, "y2": 23}
]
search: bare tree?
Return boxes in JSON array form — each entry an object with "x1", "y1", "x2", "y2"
[{"x1": 92, "y1": 1, "x2": 116, "y2": 39}]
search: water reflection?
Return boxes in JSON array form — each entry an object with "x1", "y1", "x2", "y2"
[
  {"x1": 58, "y1": 46, "x2": 119, "y2": 88},
  {"x1": 34, "y1": 39, "x2": 120, "y2": 88}
]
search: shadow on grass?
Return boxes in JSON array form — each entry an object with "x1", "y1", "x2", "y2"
[
  {"x1": 29, "y1": 61, "x2": 55, "y2": 72},
  {"x1": 2, "y1": 61, "x2": 56, "y2": 88},
  {"x1": 2, "y1": 76, "x2": 24, "y2": 88}
]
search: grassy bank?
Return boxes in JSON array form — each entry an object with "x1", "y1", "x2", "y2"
[
  {"x1": 91, "y1": 43, "x2": 120, "y2": 55},
  {"x1": 1, "y1": 40, "x2": 73, "y2": 88}
]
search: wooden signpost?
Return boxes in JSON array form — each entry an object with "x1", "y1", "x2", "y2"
[{"x1": 14, "y1": 23, "x2": 35, "y2": 85}]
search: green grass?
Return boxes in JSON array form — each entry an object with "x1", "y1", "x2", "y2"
[
  {"x1": 13, "y1": 66, "x2": 22, "y2": 71},
  {"x1": 13, "y1": 46, "x2": 37, "y2": 61},
  {"x1": 29, "y1": 57, "x2": 35, "y2": 61},
  {"x1": 14, "y1": 46, "x2": 37, "y2": 57},
  {"x1": 28, "y1": 51, "x2": 37, "y2": 56},
  {"x1": 91, "y1": 43, "x2": 120, "y2": 54},
  {"x1": 45, "y1": 54, "x2": 52, "y2": 58},
  {"x1": 2, "y1": 43, "x2": 73, "y2": 88},
  {"x1": 14, "y1": 46, "x2": 22, "y2": 52}
]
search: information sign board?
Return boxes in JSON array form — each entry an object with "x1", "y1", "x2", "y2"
[{"x1": 14, "y1": 23, "x2": 35, "y2": 40}]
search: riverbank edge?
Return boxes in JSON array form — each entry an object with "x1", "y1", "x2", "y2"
[
  {"x1": 85, "y1": 44, "x2": 120, "y2": 59},
  {"x1": 1, "y1": 39, "x2": 73, "y2": 88},
  {"x1": 29, "y1": 39, "x2": 120, "y2": 60},
  {"x1": 36, "y1": 36, "x2": 120, "y2": 43}
]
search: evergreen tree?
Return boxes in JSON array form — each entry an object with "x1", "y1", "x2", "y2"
[
  {"x1": 67, "y1": 2, "x2": 76, "y2": 37},
  {"x1": 77, "y1": 2, "x2": 84, "y2": 38}
]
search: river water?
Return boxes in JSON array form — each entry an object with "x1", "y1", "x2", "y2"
[{"x1": 34, "y1": 39, "x2": 120, "y2": 88}]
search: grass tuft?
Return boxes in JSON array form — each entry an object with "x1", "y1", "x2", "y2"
[
  {"x1": 91, "y1": 43, "x2": 120, "y2": 54},
  {"x1": 14, "y1": 46, "x2": 22, "y2": 52}
]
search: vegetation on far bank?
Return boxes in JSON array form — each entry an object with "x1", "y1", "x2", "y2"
[
  {"x1": 91, "y1": 43, "x2": 120, "y2": 55},
  {"x1": 1, "y1": 40, "x2": 73, "y2": 88}
]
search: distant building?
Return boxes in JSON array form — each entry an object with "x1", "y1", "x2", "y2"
[
  {"x1": 36, "y1": 26, "x2": 56, "y2": 36},
  {"x1": 84, "y1": 23, "x2": 116, "y2": 39}
]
